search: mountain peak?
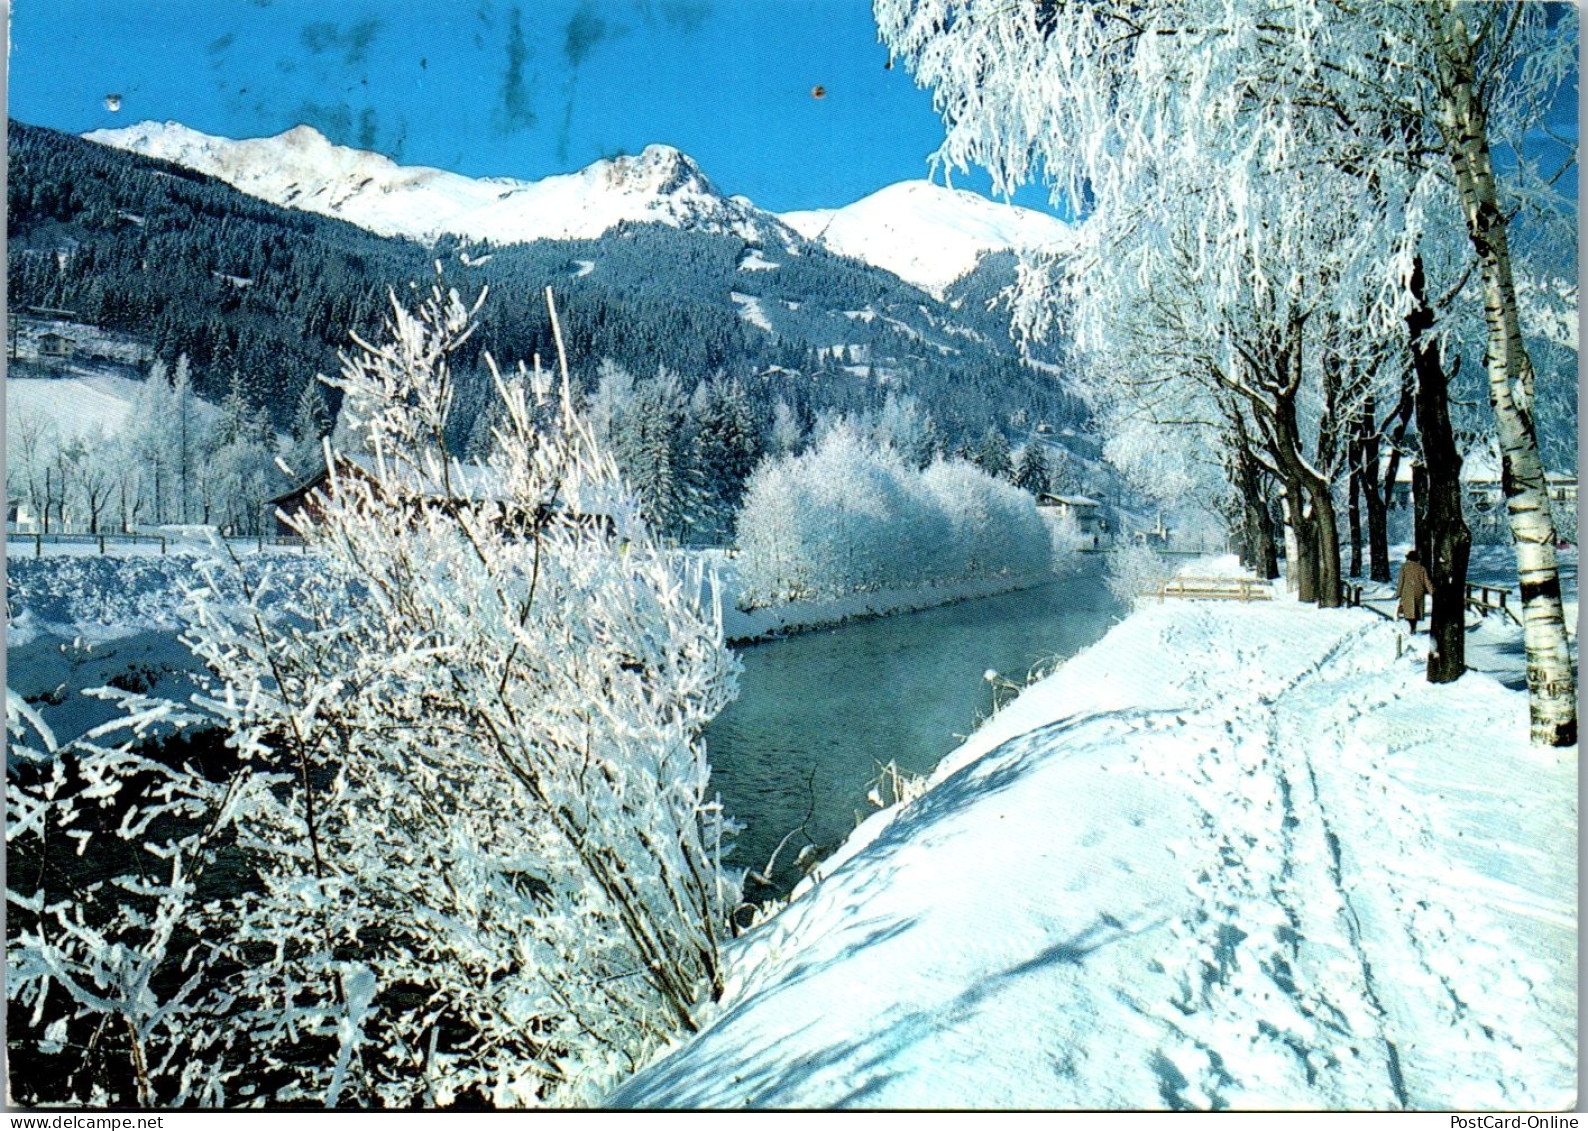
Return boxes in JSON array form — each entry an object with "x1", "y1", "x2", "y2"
[
  {"x1": 781, "y1": 180, "x2": 1071, "y2": 296},
  {"x1": 277, "y1": 123, "x2": 333, "y2": 148},
  {"x1": 593, "y1": 144, "x2": 714, "y2": 198},
  {"x1": 83, "y1": 120, "x2": 782, "y2": 247}
]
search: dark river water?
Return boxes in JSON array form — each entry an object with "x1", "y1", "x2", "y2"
[{"x1": 705, "y1": 563, "x2": 1121, "y2": 895}]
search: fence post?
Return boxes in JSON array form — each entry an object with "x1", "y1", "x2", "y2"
[
  {"x1": 35, "y1": 532, "x2": 42, "y2": 558},
  {"x1": 98, "y1": 534, "x2": 105, "y2": 555},
  {"x1": 160, "y1": 537, "x2": 167, "y2": 556}
]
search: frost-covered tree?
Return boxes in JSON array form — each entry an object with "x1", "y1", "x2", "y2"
[
  {"x1": 63, "y1": 430, "x2": 117, "y2": 534},
  {"x1": 921, "y1": 458, "x2": 1053, "y2": 580},
  {"x1": 876, "y1": 0, "x2": 1576, "y2": 741},
  {"x1": 1012, "y1": 443, "x2": 1050, "y2": 496},
  {"x1": 871, "y1": 392, "x2": 941, "y2": 469},
  {"x1": 286, "y1": 378, "x2": 333, "y2": 479},
  {"x1": 768, "y1": 398, "x2": 804, "y2": 456},
  {"x1": 736, "y1": 422, "x2": 1052, "y2": 605},
  {"x1": 7, "y1": 406, "x2": 59, "y2": 532},
  {"x1": 691, "y1": 377, "x2": 762, "y2": 544},
  {"x1": 974, "y1": 427, "x2": 1013, "y2": 481},
  {"x1": 170, "y1": 355, "x2": 203, "y2": 524},
  {"x1": 202, "y1": 372, "x2": 281, "y2": 535},
  {"x1": 607, "y1": 368, "x2": 709, "y2": 544},
  {"x1": 8, "y1": 287, "x2": 743, "y2": 1107}
]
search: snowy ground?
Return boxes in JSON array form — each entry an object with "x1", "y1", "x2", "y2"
[
  {"x1": 1352, "y1": 543, "x2": 1577, "y2": 691},
  {"x1": 612, "y1": 591, "x2": 1576, "y2": 1110},
  {"x1": 6, "y1": 551, "x2": 319, "y2": 745}
]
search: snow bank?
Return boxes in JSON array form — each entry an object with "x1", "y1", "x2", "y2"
[
  {"x1": 698, "y1": 550, "x2": 1051, "y2": 645},
  {"x1": 7, "y1": 553, "x2": 321, "y2": 744},
  {"x1": 612, "y1": 600, "x2": 1576, "y2": 1110}
]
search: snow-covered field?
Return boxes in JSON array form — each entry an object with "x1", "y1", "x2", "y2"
[
  {"x1": 6, "y1": 551, "x2": 320, "y2": 744},
  {"x1": 7, "y1": 373, "x2": 146, "y2": 442},
  {"x1": 612, "y1": 595, "x2": 1576, "y2": 1110}
]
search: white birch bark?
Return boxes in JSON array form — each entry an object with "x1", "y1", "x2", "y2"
[{"x1": 1431, "y1": 3, "x2": 1576, "y2": 747}]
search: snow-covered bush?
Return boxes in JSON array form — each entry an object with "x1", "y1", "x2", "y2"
[
  {"x1": 1105, "y1": 543, "x2": 1173, "y2": 607},
  {"x1": 920, "y1": 459, "x2": 1052, "y2": 581},
  {"x1": 7, "y1": 287, "x2": 742, "y2": 1108},
  {"x1": 735, "y1": 425, "x2": 1051, "y2": 607},
  {"x1": 735, "y1": 422, "x2": 944, "y2": 604},
  {"x1": 6, "y1": 688, "x2": 237, "y2": 1107}
]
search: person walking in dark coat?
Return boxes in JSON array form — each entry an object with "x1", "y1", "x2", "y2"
[{"x1": 1397, "y1": 549, "x2": 1434, "y2": 633}]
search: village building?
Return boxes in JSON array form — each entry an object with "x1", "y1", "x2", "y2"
[
  {"x1": 1036, "y1": 492, "x2": 1108, "y2": 539},
  {"x1": 266, "y1": 452, "x2": 621, "y2": 540},
  {"x1": 7, "y1": 497, "x2": 39, "y2": 534},
  {"x1": 1388, "y1": 449, "x2": 1578, "y2": 515}
]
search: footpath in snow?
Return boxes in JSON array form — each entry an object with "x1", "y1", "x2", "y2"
[{"x1": 612, "y1": 593, "x2": 1577, "y2": 1110}]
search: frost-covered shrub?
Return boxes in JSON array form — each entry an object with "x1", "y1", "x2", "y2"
[
  {"x1": 6, "y1": 689, "x2": 239, "y2": 1107},
  {"x1": 1106, "y1": 542, "x2": 1174, "y2": 607},
  {"x1": 7, "y1": 288, "x2": 742, "y2": 1109},
  {"x1": 735, "y1": 427, "x2": 1051, "y2": 607},
  {"x1": 920, "y1": 459, "x2": 1052, "y2": 581}
]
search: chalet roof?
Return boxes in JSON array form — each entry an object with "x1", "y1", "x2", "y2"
[
  {"x1": 1040, "y1": 493, "x2": 1101, "y2": 508},
  {"x1": 266, "y1": 451, "x2": 510, "y2": 507}
]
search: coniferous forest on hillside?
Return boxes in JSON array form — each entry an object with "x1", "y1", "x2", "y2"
[{"x1": 8, "y1": 120, "x2": 1086, "y2": 446}]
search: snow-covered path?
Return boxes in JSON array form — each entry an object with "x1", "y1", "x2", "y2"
[{"x1": 612, "y1": 601, "x2": 1576, "y2": 1110}]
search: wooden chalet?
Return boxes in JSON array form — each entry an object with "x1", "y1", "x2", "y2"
[
  {"x1": 1036, "y1": 492, "x2": 1106, "y2": 535},
  {"x1": 266, "y1": 453, "x2": 620, "y2": 539}
]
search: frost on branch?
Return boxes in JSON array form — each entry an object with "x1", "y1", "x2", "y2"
[
  {"x1": 8, "y1": 286, "x2": 743, "y2": 1108},
  {"x1": 735, "y1": 421, "x2": 1054, "y2": 607},
  {"x1": 182, "y1": 284, "x2": 742, "y2": 1106}
]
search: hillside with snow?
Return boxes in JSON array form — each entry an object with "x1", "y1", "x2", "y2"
[
  {"x1": 85, "y1": 121, "x2": 794, "y2": 248},
  {"x1": 782, "y1": 180, "x2": 1072, "y2": 296},
  {"x1": 83, "y1": 122, "x2": 1072, "y2": 300}
]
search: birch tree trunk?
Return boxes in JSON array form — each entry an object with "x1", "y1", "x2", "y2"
[{"x1": 1432, "y1": 4, "x2": 1576, "y2": 744}]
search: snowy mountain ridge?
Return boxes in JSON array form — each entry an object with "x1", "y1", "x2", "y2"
[
  {"x1": 84, "y1": 120, "x2": 791, "y2": 249},
  {"x1": 782, "y1": 180, "x2": 1073, "y2": 298},
  {"x1": 83, "y1": 121, "x2": 1067, "y2": 295}
]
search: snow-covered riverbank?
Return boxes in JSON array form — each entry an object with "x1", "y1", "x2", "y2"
[
  {"x1": 612, "y1": 597, "x2": 1577, "y2": 1110},
  {"x1": 719, "y1": 565, "x2": 1058, "y2": 644}
]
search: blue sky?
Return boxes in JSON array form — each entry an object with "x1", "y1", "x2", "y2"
[{"x1": 9, "y1": 0, "x2": 1062, "y2": 214}]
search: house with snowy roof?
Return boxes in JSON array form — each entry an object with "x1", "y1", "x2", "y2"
[
  {"x1": 266, "y1": 452, "x2": 622, "y2": 540},
  {"x1": 1387, "y1": 449, "x2": 1577, "y2": 516},
  {"x1": 1036, "y1": 493, "x2": 1106, "y2": 537}
]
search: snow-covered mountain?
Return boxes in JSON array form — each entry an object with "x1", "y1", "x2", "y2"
[
  {"x1": 781, "y1": 181, "x2": 1072, "y2": 297},
  {"x1": 85, "y1": 121, "x2": 790, "y2": 248},
  {"x1": 84, "y1": 121, "x2": 1069, "y2": 298}
]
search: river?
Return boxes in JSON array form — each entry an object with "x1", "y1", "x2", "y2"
[{"x1": 706, "y1": 562, "x2": 1122, "y2": 897}]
